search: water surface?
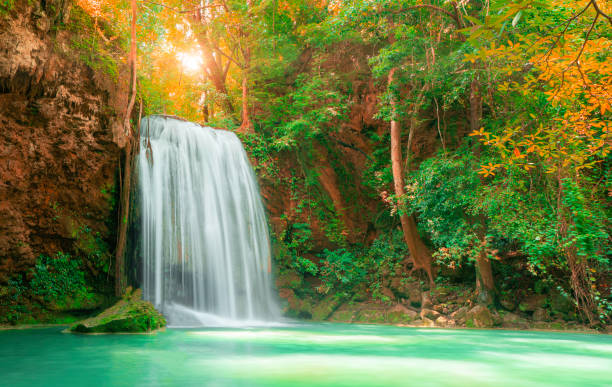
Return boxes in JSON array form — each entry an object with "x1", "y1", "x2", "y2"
[{"x1": 1, "y1": 324, "x2": 611, "y2": 386}]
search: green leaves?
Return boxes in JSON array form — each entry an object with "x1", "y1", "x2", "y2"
[{"x1": 30, "y1": 253, "x2": 93, "y2": 305}]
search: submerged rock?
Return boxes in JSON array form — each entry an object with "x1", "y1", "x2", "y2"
[{"x1": 69, "y1": 290, "x2": 165, "y2": 333}]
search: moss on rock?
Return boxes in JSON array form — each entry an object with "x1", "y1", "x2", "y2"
[
  {"x1": 311, "y1": 294, "x2": 342, "y2": 321},
  {"x1": 69, "y1": 289, "x2": 165, "y2": 333}
]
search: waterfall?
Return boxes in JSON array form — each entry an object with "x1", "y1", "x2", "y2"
[{"x1": 138, "y1": 116, "x2": 280, "y2": 327}]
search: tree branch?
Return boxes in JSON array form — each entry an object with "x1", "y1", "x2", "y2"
[{"x1": 592, "y1": 0, "x2": 612, "y2": 26}]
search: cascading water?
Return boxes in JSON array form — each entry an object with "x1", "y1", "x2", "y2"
[{"x1": 138, "y1": 116, "x2": 280, "y2": 327}]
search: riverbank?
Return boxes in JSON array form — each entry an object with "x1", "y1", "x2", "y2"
[{"x1": 278, "y1": 277, "x2": 612, "y2": 334}]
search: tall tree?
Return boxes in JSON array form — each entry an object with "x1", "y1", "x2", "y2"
[
  {"x1": 115, "y1": 0, "x2": 138, "y2": 296},
  {"x1": 388, "y1": 68, "x2": 434, "y2": 285}
]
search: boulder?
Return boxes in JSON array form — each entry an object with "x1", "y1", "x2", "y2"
[
  {"x1": 466, "y1": 305, "x2": 494, "y2": 328},
  {"x1": 450, "y1": 306, "x2": 469, "y2": 323},
  {"x1": 69, "y1": 290, "x2": 165, "y2": 334}
]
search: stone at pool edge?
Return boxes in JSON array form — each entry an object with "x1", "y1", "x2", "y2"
[{"x1": 68, "y1": 289, "x2": 166, "y2": 334}]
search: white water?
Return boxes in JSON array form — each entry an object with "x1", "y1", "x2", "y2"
[{"x1": 138, "y1": 116, "x2": 280, "y2": 327}]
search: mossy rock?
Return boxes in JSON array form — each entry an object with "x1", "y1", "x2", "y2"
[
  {"x1": 69, "y1": 289, "x2": 165, "y2": 333},
  {"x1": 311, "y1": 294, "x2": 342, "y2": 321},
  {"x1": 329, "y1": 308, "x2": 355, "y2": 323},
  {"x1": 355, "y1": 309, "x2": 386, "y2": 323},
  {"x1": 465, "y1": 305, "x2": 494, "y2": 328},
  {"x1": 386, "y1": 310, "x2": 416, "y2": 324}
]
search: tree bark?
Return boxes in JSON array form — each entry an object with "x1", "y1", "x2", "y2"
[
  {"x1": 388, "y1": 68, "x2": 434, "y2": 285},
  {"x1": 238, "y1": 0, "x2": 253, "y2": 133},
  {"x1": 238, "y1": 66, "x2": 253, "y2": 133},
  {"x1": 470, "y1": 75, "x2": 495, "y2": 302}
]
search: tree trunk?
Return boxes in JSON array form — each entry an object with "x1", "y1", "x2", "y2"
[
  {"x1": 123, "y1": 0, "x2": 137, "y2": 136},
  {"x1": 238, "y1": 0, "x2": 253, "y2": 133},
  {"x1": 115, "y1": 139, "x2": 134, "y2": 296},
  {"x1": 470, "y1": 75, "x2": 495, "y2": 302},
  {"x1": 115, "y1": 0, "x2": 137, "y2": 296},
  {"x1": 239, "y1": 66, "x2": 253, "y2": 133},
  {"x1": 388, "y1": 68, "x2": 434, "y2": 285}
]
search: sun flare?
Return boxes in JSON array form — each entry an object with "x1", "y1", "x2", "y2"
[{"x1": 178, "y1": 51, "x2": 203, "y2": 73}]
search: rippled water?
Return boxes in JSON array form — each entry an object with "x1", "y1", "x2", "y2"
[{"x1": 1, "y1": 324, "x2": 611, "y2": 386}]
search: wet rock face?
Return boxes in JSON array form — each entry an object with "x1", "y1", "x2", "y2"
[{"x1": 0, "y1": 3, "x2": 127, "y2": 283}]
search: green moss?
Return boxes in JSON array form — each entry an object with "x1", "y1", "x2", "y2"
[
  {"x1": 70, "y1": 289, "x2": 165, "y2": 334},
  {"x1": 329, "y1": 309, "x2": 354, "y2": 322},
  {"x1": 65, "y1": 6, "x2": 120, "y2": 80},
  {"x1": 386, "y1": 311, "x2": 414, "y2": 324},
  {"x1": 311, "y1": 294, "x2": 342, "y2": 321},
  {"x1": 355, "y1": 309, "x2": 386, "y2": 323}
]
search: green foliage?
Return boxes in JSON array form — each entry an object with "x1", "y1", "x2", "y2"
[
  {"x1": 66, "y1": 7, "x2": 120, "y2": 80},
  {"x1": 274, "y1": 221, "x2": 318, "y2": 277},
  {"x1": 560, "y1": 178, "x2": 610, "y2": 265},
  {"x1": 259, "y1": 73, "x2": 350, "y2": 150},
  {"x1": 73, "y1": 225, "x2": 112, "y2": 275},
  {"x1": 0, "y1": 0, "x2": 14, "y2": 15},
  {"x1": 0, "y1": 277, "x2": 28, "y2": 324},
  {"x1": 317, "y1": 230, "x2": 408, "y2": 303},
  {"x1": 408, "y1": 149, "x2": 483, "y2": 268},
  {"x1": 30, "y1": 252, "x2": 93, "y2": 305},
  {"x1": 319, "y1": 248, "x2": 365, "y2": 292},
  {"x1": 239, "y1": 132, "x2": 281, "y2": 182}
]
